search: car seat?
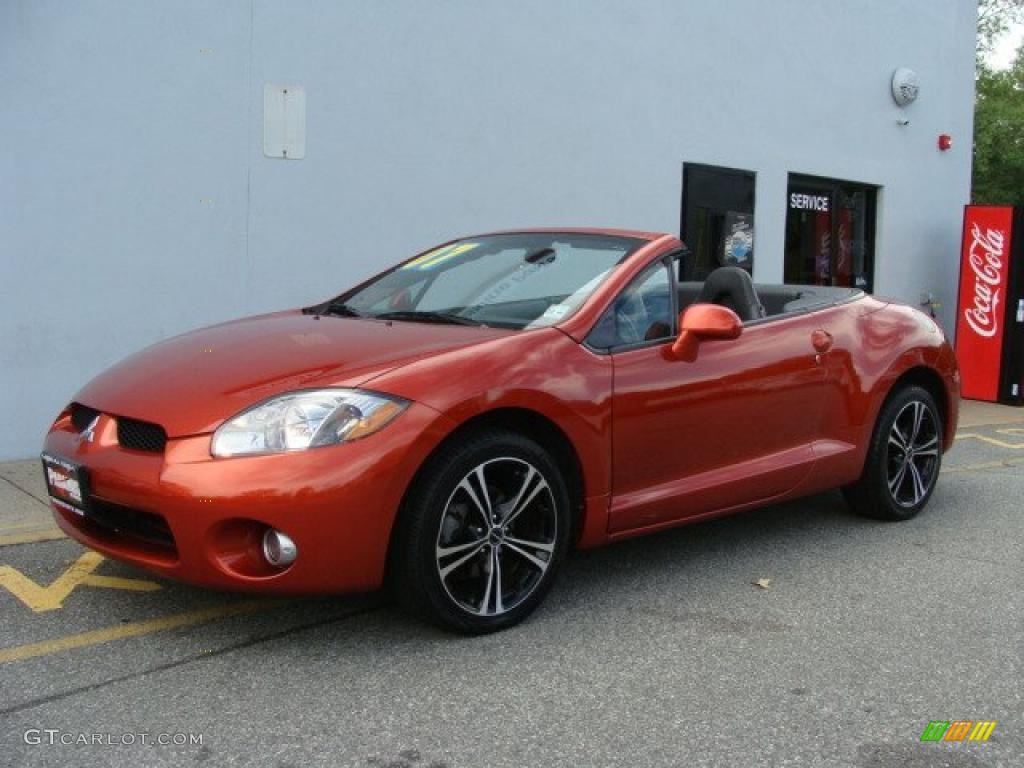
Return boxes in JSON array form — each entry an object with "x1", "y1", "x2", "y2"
[{"x1": 696, "y1": 267, "x2": 766, "y2": 322}]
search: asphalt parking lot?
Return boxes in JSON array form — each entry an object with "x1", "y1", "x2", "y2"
[{"x1": 1, "y1": 403, "x2": 1022, "y2": 768}]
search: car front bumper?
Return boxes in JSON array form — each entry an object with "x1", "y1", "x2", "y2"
[{"x1": 42, "y1": 403, "x2": 454, "y2": 594}]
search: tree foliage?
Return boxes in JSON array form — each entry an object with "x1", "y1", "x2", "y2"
[
  {"x1": 977, "y1": 0, "x2": 1024, "y2": 58},
  {"x1": 973, "y1": 52, "x2": 1024, "y2": 204},
  {"x1": 973, "y1": 0, "x2": 1024, "y2": 204}
]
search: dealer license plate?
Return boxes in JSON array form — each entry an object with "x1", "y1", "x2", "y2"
[{"x1": 41, "y1": 452, "x2": 90, "y2": 516}]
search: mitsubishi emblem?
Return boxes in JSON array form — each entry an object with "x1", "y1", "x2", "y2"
[{"x1": 77, "y1": 415, "x2": 99, "y2": 444}]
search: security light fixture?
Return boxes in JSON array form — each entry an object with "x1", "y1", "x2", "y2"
[{"x1": 891, "y1": 68, "x2": 920, "y2": 107}]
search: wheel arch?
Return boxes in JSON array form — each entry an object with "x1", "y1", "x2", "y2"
[
  {"x1": 442, "y1": 409, "x2": 586, "y2": 533},
  {"x1": 843, "y1": 364, "x2": 949, "y2": 520},
  {"x1": 886, "y1": 365, "x2": 952, "y2": 444},
  {"x1": 384, "y1": 407, "x2": 588, "y2": 581}
]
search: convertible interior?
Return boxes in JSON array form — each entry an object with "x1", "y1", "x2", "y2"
[
  {"x1": 384, "y1": 263, "x2": 863, "y2": 342},
  {"x1": 589, "y1": 266, "x2": 864, "y2": 348},
  {"x1": 679, "y1": 266, "x2": 863, "y2": 321}
]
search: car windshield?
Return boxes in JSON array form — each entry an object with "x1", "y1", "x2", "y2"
[{"x1": 334, "y1": 233, "x2": 645, "y2": 329}]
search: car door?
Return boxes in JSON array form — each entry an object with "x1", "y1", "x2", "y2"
[{"x1": 599, "y1": 269, "x2": 830, "y2": 534}]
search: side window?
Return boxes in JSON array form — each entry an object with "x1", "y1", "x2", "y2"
[{"x1": 588, "y1": 261, "x2": 674, "y2": 350}]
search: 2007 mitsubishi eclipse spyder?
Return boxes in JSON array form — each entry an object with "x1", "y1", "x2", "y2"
[{"x1": 42, "y1": 229, "x2": 959, "y2": 633}]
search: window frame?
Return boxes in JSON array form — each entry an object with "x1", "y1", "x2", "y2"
[
  {"x1": 583, "y1": 251, "x2": 682, "y2": 355},
  {"x1": 681, "y1": 163, "x2": 757, "y2": 282},
  {"x1": 783, "y1": 172, "x2": 878, "y2": 292}
]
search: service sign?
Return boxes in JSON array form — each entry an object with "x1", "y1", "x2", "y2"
[
  {"x1": 955, "y1": 205, "x2": 1014, "y2": 401},
  {"x1": 788, "y1": 191, "x2": 830, "y2": 212}
]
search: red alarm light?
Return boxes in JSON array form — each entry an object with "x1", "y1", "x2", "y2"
[{"x1": 938, "y1": 134, "x2": 953, "y2": 151}]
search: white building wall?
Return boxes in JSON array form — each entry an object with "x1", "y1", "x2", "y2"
[{"x1": 1, "y1": 0, "x2": 977, "y2": 459}]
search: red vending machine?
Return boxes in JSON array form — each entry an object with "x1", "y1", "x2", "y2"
[{"x1": 955, "y1": 205, "x2": 1024, "y2": 404}]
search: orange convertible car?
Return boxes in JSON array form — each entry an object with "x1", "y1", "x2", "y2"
[{"x1": 42, "y1": 229, "x2": 959, "y2": 632}]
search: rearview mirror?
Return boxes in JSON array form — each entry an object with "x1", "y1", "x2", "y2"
[{"x1": 669, "y1": 304, "x2": 742, "y2": 361}]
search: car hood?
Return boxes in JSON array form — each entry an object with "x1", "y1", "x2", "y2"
[{"x1": 73, "y1": 310, "x2": 510, "y2": 437}]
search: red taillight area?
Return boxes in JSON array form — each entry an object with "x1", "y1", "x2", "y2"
[{"x1": 207, "y1": 519, "x2": 295, "y2": 579}]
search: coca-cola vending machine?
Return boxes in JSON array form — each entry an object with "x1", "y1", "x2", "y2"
[{"x1": 955, "y1": 205, "x2": 1024, "y2": 404}]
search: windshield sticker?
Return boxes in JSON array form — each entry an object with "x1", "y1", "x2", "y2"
[
  {"x1": 402, "y1": 242, "x2": 479, "y2": 271},
  {"x1": 542, "y1": 304, "x2": 571, "y2": 320}
]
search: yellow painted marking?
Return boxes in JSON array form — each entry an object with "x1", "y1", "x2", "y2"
[
  {"x1": 0, "y1": 600, "x2": 274, "y2": 664},
  {"x1": 957, "y1": 432, "x2": 1024, "y2": 449},
  {"x1": 0, "y1": 520, "x2": 58, "y2": 532},
  {"x1": 0, "y1": 552, "x2": 160, "y2": 612},
  {"x1": 943, "y1": 456, "x2": 1024, "y2": 474},
  {"x1": 0, "y1": 528, "x2": 65, "y2": 547}
]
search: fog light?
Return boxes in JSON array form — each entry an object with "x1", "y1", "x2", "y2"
[{"x1": 262, "y1": 528, "x2": 297, "y2": 568}]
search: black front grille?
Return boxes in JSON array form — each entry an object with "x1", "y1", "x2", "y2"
[
  {"x1": 116, "y1": 417, "x2": 168, "y2": 453},
  {"x1": 87, "y1": 499, "x2": 176, "y2": 550},
  {"x1": 70, "y1": 403, "x2": 100, "y2": 431}
]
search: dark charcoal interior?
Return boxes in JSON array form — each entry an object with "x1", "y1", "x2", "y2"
[
  {"x1": 678, "y1": 279, "x2": 862, "y2": 322},
  {"x1": 472, "y1": 267, "x2": 863, "y2": 335},
  {"x1": 587, "y1": 265, "x2": 866, "y2": 350}
]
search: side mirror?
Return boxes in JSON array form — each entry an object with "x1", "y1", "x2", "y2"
[{"x1": 670, "y1": 303, "x2": 742, "y2": 361}]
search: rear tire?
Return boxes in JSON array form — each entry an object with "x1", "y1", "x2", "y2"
[
  {"x1": 389, "y1": 429, "x2": 571, "y2": 634},
  {"x1": 843, "y1": 385, "x2": 943, "y2": 521}
]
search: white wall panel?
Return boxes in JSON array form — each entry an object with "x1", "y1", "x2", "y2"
[{"x1": 0, "y1": 0, "x2": 977, "y2": 459}]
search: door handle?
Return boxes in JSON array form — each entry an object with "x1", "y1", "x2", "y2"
[{"x1": 812, "y1": 329, "x2": 833, "y2": 353}]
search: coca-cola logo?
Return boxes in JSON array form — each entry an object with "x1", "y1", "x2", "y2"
[{"x1": 963, "y1": 223, "x2": 1004, "y2": 338}]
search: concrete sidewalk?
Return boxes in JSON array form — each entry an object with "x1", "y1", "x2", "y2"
[
  {"x1": 956, "y1": 397, "x2": 1024, "y2": 428},
  {"x1": 3, "y1": 398, "x2": 1023, "y2": 545},
  {"x1": 0, "y1": 459, "x2": 62, "y2": 546}
]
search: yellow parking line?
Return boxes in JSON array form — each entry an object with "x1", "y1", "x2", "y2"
[
  {"x1": 956, "y1": 432, "x2": 1024, "y2": 449},
  {"x1": 943, "y1": 456, "x2": 1024, "y2": 474},
  {"x1": 0, "y1": 528, "x2": 65, "y2": 547},
  {"x1": 0, "y1": 551, "x2": 161, "y2": 611},
  {"x1": 0, "y1": 520, "x2": 59, "y2": 532},
  {"x1": 0, "y1": 600, "x2": 276, "y2": 664}
]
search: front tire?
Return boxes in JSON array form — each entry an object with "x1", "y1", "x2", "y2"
[
  {"x1": 844, "y1": 385, "x2": 943, "y2": 521},
  {"x1": 390, "y1": 430, "x2": 571, "y2": 634}
]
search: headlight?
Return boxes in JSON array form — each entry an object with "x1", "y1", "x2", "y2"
[{"x1": 211, "y1": 389, "x2": 408, "y2": 457}]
